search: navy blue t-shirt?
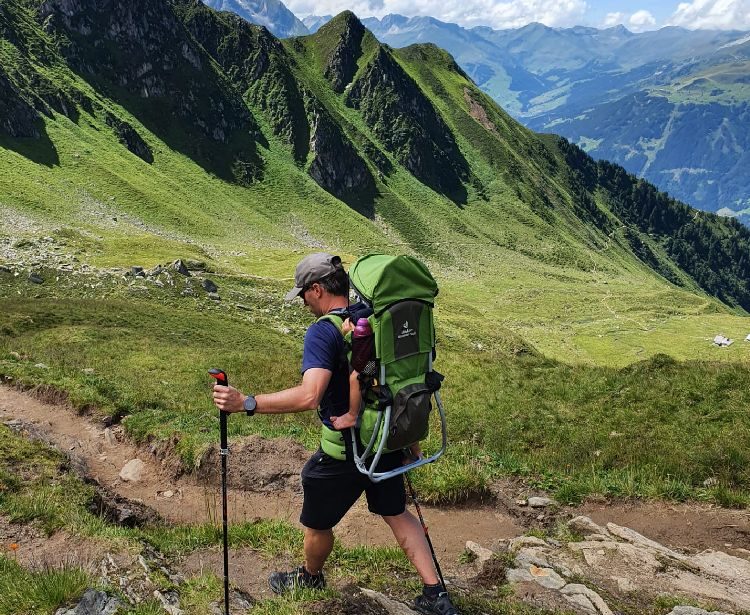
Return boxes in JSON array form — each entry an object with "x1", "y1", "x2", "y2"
[{"x1": 302, "y1": 319, "x2": 349, "y2": 426}]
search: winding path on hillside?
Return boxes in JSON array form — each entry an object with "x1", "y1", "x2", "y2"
[{"x1": 1, "y1": 384, "x2": 748, "y2": 570}]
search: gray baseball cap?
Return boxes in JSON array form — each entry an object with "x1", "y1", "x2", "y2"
[{"x1": 285, "y1": 253, "x2": 343, "y2": 301}]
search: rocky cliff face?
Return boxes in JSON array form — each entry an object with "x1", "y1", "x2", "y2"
[
  {"x1": 347, "y1": 46, "x2": 470, "y2": 202},
  {"x1": 306, "y1": 97, "x2": 375, "y2": 211},
  {"x1": 39, "y1": 0, "x2": 262, "y2": 183},
  {"x1": 322, "y1": 11, "x2": 365, "y2": 94},
  {"x1": 176, "y1": 1, "x2": 376, "y2": 207},
  {"x1": 0, "y1": 70, "x2": 40, "y2": 138},
  {"x1": 175, "y1": 1, "x2": 309, "y2": 162},
  {"x1": 202, "y1": 0, "x2": 309, "y2": 38}
]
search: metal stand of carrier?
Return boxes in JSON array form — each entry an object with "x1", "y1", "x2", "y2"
[{"x1": 350, "y1": 354, "x2": 447, "y2": 483}]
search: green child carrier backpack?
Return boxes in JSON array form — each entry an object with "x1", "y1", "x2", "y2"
[{"x1": 320, "y1": 254, "x2": 447, "y2": 482}]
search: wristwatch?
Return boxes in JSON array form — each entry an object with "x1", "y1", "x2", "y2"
[{"x1": 243, "y1": 395, "x2": 257, "y2": 417}]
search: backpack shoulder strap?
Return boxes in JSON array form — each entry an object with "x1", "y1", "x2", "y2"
[{"x1": 317, "y1": 313, "x2": 344, "y2": 333}]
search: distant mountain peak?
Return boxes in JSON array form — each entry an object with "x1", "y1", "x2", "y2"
[{"x1": 202, "y1": 0, "x2": 308, "y2": 38}]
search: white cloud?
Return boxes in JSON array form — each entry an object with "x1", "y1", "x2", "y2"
[
  {"x1": 629, "y1": 10, "x2": 656, "y2": 30},
  {"x1": 288, "y1": 0, "x2": 589, "y2": 30},
  {"x1": 666, "y1": 0, "x2": 750, "y2": 30},
  {"x1": 601, "y1": 9, "x2": 657, "y2": 32},
  {"x1": 603, "y1": 12, "x2": 627, "y2": 27}
]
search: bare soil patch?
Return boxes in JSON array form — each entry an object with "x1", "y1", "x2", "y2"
[{"x1": 196, "y1": 435, "x2": 309, "y2": 494}]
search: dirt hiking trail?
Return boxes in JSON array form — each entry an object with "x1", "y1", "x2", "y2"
[{"x1": 1, "y1": 384, "x2": 748, "y2": 569}]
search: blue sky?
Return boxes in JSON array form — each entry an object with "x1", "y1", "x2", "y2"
[{"x1": 287, "y1": 0, "x2": 750, "y2": 32}]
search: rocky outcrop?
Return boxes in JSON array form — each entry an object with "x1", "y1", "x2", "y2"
[
  {"x1": 175, "y1": 1, "x2": 309, "y2": 162},
  {"x1": 307, "y1": 98, "x2": 375, "y2": 211},
  {"x1": 39, "y1": 0, "x2": 262, "y2": 183},
  {"x1": 490, "y1": 516, "x2": 750, "y2": 614},
  {"x1": 347, "y1": 46, "x2": 470, "y2": 201},
  {"x1": 0, "y1": 71, "x2": 40, "y2": 138},
  {"x1": 322, "y1": 11, "x2": 365, "y2": 93},
  {"x1": 104, "y1": 112, "x2": 153, "y2": 162}
]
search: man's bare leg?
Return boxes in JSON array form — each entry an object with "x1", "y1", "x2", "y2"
[
  {"x1": 382, "y1": 511, "x2": 439, "y2": 585},
  {"x1": 303, "y1": 527, "x2": 334, "y2": 575}
]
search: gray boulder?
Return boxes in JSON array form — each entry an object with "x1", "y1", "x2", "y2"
[
  {"x1": 55, "y1": 589, "x2": 121, "y2": 615},
  {"x1": 202, "y1": 279, "x2": 218, "y2": 293},
  {"x1": 172, "y1": 260, "x2": 191, "y2": 276}
]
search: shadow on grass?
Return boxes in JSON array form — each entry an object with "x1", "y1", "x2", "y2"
[{"x1": 0, "y1": 120, "x2": 60, "y2": 167}]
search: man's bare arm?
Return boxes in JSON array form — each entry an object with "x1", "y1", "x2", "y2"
[{"x1": 212, "y1": 368, "x2": 332, "y2": 414}]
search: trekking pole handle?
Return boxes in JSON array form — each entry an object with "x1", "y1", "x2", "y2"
[
  {"x1": 209, "y1": 369, "x2": 230, "y2": 452},
  {"x1": 209, "y1": 368, "x2": 228, "y2": 388}
]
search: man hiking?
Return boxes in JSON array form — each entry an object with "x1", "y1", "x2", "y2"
[{"x1": 212, "y1": 252, "x2": 459, "y2": 615}]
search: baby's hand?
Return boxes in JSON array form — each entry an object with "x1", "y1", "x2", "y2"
[{"x1": 331, "y1": 413, "x2": 357, "y2": 430}]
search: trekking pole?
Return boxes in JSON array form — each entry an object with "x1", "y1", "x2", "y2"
[
  {"x1": 209, "y1": 368, "x2": 231, "y2": 615},
  {"x1": 405, "y1": 471, "x2": 447, "y2": 593}
]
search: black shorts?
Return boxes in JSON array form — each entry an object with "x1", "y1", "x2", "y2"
[{"x1": 300, "y1": 449, "x2": 406, "y2": 530}]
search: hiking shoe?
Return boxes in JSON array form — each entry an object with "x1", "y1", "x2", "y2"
[
  {"x1": 268, "y1": 566, "x2": 326, "y2": 594},
  {"x1": 414, "y1": 591, "x2": 459, "y2": 615}
]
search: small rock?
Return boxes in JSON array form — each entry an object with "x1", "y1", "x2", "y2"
[
  {"x1": 359, "y1": 588, "x2": 418, "y2": 614},
  {"x1": 131, "y1": 266, "x2": 144, "y2": 277},
  {"x1": 172, "y1": 260, "x2": 191, "y2": 276},
  {"x1": 509, "y1": 536, "x2": 547, "y2": 550},
  {"x1": 466, "y1": 540, "x2": 494, "y2": 565},
  {"x1": 614, "y1": 576, "x2": 635, "y2": 592},
  {"x1": 185, "y1": 259, "x2": 207, "y2": 271},
  {"x1": 54, "y1": 589, "x2": 121, "y2": 615},
  {"x1": 9, "y1": 352, "x2": 21, "y2": 360},
  {"x1": 154, "y1": 589, "x2": 183, "y2": 615},
  {"x1": 528, "y1": 496, "x2": 554, "y2": 508},
  {"x1": 563, "y1": 592, "x2": 598, "y2": 615},
  {"x1": 34, "y1": 363, "x2": 49, "y2": 369},
  {"x1": 104, "y1": 428, "x2": 116, "y2": 446},
  {"x1": 516, "y1": 499, "x2": 528, "y2": 506},
  {"x1": 236, "y1": 304, "x2": 251, "y2": 311},
  {"x1": 506, "y1": 565, "x2": 566, "y2": 590},
  {"x1": 82, "y1": 368, "x2": 95, "y2": 375},
  {"x1": 202, "y1": 279, "x2": 218, "y2": 293},
  {"x1": 703, "y1": 477, "x2": 718, "y2": 487},
  {"x1": 568, "y1": 516, "x2": 610, "y2": 537},
  {"x1": 119, "y1": 459, "x2": 146, "y2": 482},
  {"x1": 160, "y1": 490, "x2": 174, "y2": 498},
  {"x1": 208, "y1": 292, "x2": 221, "y2": 301},
  {"x1": 147, "y1": 264, "x2": 163, "y2": 277},
  {"x1": 28, "y1": 273, "x2": 44, "y2": 284},
  {"x1": 561, "y1": 584, "x2": 614, "y2": 615},
  {"x1": 0, "y1": 265, "x2": 11, "y2": 274},
  {"x1": 515, "y1": 547, "x2": 551, "y2": 570}
]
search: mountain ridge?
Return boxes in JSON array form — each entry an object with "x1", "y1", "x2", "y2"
[
  {"x1": 305, "y1": 12, "x2": 750, "y2": 222},
  {"x1": 1, "y1": 2, "x2": 749, "y2": 312}
]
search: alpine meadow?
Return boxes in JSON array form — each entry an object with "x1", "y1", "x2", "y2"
[{"x1": 1, "y1": 1, "x2": 750, "y2": 614}]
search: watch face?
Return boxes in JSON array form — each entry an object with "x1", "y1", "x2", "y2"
[{"x1": 244, "y1": 396, "x2": 256, "y2": 412}]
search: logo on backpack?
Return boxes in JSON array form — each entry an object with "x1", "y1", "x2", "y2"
[{"x1": 398, "y1": 320, "x2": 416, "y2": 340}]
